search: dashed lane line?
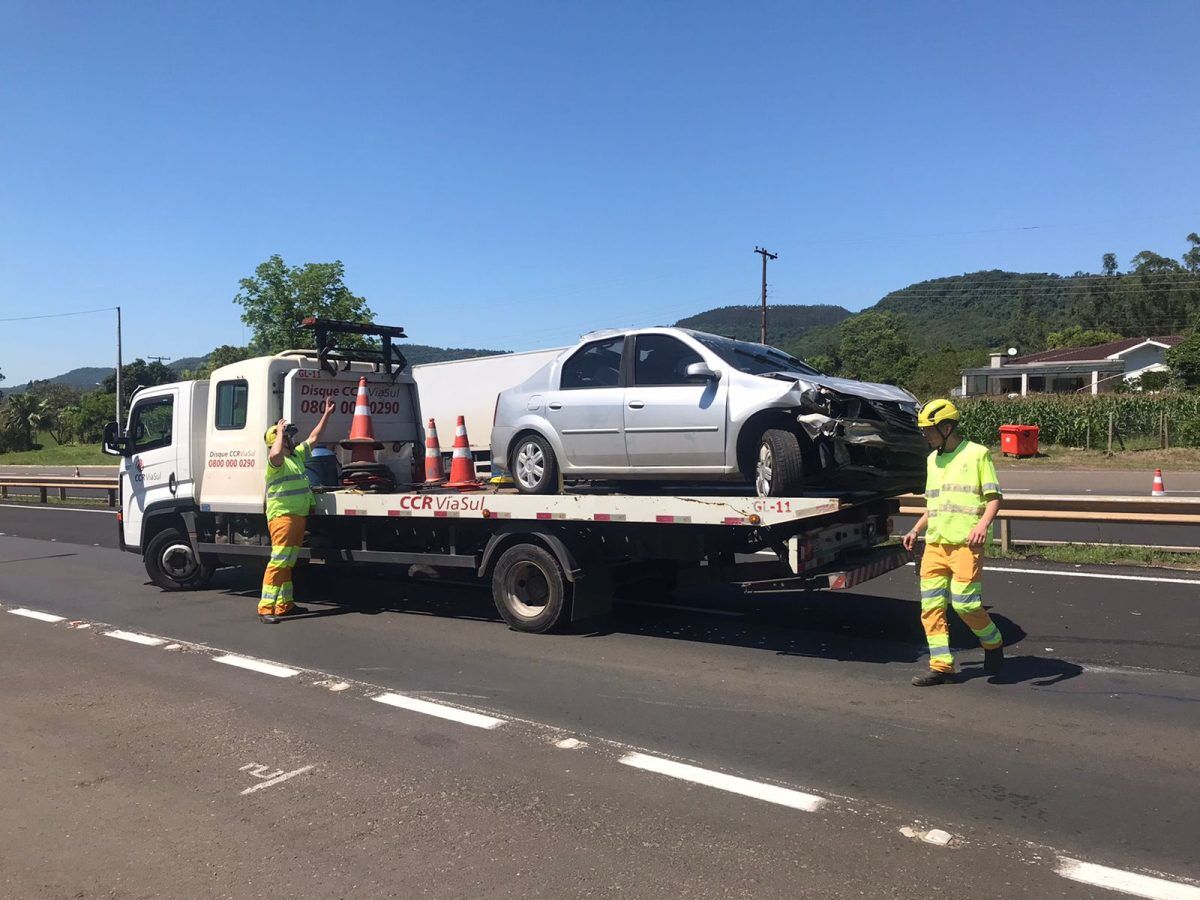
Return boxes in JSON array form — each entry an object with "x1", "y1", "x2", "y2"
[
  {"x1": 372, "y1": 691, "x2": 506, "y2": 729},
  {"x1": 213, "y1": 654, "x2": 300, "y2": 678},
  {"x1": 103, "y1": 629, "x2": 166, "y2": 646},
  {"x1": 1055, "y1": 857, "x2": 1200, "y2": 899},
  {"x1": 8, "y1": 607, "x2": 66, "y2": 623},
  {"x1": 619, "y1": 751, "x2": 827, "y2": 813}
]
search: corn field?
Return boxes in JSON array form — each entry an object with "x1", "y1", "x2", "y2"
[{"x1": 958, "y1": 394, "x2": 1200, "y2": 449}]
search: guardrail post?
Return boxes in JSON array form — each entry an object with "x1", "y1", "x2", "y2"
[
  {"x1": 999, "y1": 519, "x2": 1011, "y2": 554},
  {"x1": 108, "y1": 489, "x2": 116, "y2": 508},
  {"x1": 0, "y1": 485, "x2": 6, "y2": 500},
  {"x1": 39, "y1": 487, "x2": 48, "y2": 503},
  {"x1": 59, "y1": 487, "x2": 67, "y2": 501}
]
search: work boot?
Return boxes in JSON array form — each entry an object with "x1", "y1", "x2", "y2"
[
  {"x1": 984, "y1": 645, "x2": 1005, "y2": 675},
  {"x1": 911, "y1": 670, "x2": 956, "y2": 687},
  {"x1": 260, "y1": 604, "x2": 309, "y2": 624}
]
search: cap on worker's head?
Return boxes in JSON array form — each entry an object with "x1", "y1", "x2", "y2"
[
  {"x1": 263, "y1": 424, "x2": 298, "y2": 446},
  {"x1": 917, "y1": 399, "x2": 960, "y2": 428}
]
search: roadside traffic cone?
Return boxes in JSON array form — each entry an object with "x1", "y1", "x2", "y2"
[
  {"x1": 341, "y1": 376, "x2": 384, "y2": 464},
  {"x1": 1151, "y1": 468, "x2": 1167, "y2": 497},
  {"x1": 423, "y1": 418, "x2": 446, "y2": 485},
  {"x1": 446, "y1": 415, "x2": 483, "y2": 491}
]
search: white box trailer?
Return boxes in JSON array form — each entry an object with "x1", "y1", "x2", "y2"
[
  {"x1": 412, "y1": 348, "x2": 566, "y2": 454},
  {"x1": 103, "y1": 320, "x2": 909, "y2": 633}
]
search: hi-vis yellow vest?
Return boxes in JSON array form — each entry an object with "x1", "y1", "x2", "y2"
[
  {"x1": 265, "y1": 442, "x2": 313, "y2": 520},
  {"x1": 924, "y1": 440, "x2": 1001, "y2": 545}
]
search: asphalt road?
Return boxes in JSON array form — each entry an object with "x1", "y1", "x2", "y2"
[{"x1": 2, "y1": 506, "x2": 1200, "y2": 898}]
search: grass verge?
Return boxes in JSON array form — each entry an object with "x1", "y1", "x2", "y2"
[
  {"x1": 0, "y1": 494, "x2": 113, "y2": 509},
  {"x1": 990, "y1": 445, "x2": 1200, "y2": 471},
  {"x1": 985, "y1": 542, "x2": 1200, "y2": 571},
  {"x1": 0, "y1": 433, "x2": 114, "y2": 467}
]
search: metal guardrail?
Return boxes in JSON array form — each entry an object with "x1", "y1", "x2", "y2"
[
  {"x1": 0, "y1": 476, "x2": 118, "y2": 507},
  {"x1": 896, "y1": 493, "x2": 1200, "y2": 552}
]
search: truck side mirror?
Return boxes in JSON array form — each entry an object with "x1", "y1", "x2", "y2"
[
  {"x1": 686, "y1": 362, "x2": 721, "y2": 382},
  {"x1": 101, "y1": 421, "x2": 130, "y2": 457}
]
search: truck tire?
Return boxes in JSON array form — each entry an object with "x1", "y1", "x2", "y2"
[
  {"x1": 510, "y1": 434, "x2": 559, "y2": 495},
  {"x1": 755, "y1": 429, "x2": 805, "y2": 497},
  {"x1": 144, "y1": 527, "x2": 216, "y2": 591},
  {"x1": 491, "y1": 543, "x2": 570, "y2": 633}
]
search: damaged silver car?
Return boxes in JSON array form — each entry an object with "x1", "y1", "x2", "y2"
[{"x1": 490, "y1": 327, "x2": 926, "y2": 496}]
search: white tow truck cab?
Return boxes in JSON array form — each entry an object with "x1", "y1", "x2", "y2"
[{"x1": 104, "y1": 320, "x2": 908, "y2": 633}]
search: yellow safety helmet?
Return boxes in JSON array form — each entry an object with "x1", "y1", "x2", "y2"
[
  {"x1": 263, "y1": 423, "x2": 298, "y2": 446},
  {"x1": 917, "y1": 399, "x2": 960, "y2": 428}
]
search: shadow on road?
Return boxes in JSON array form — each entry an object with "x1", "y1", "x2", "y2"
[{"x1": 960, "y1": 655, "x2": 1083, "y2": 686}]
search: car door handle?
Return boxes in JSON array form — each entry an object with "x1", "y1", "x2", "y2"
[
  {"x1": 548, "y1": 402, "x2": 563, "y2": 410},
  {"x1": 628, "y1": 400, "x2": 645, "y2": 409}
]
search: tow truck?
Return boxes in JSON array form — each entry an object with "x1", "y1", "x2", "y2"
[{"x1": 102, "y1": 320, "x2": 911, "y2": 633}]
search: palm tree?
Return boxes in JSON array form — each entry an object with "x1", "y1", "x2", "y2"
[{"x1": 4, "y1": 393, "x2": 47, "y2": 451}]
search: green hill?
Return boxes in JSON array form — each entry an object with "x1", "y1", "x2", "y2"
[{"x1": 675, "y1": 304, "x2": 851, "y2": 346}]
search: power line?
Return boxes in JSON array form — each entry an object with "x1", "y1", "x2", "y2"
[{"x1": 0, "y1": 305, "x2": 118, "y2": 323}]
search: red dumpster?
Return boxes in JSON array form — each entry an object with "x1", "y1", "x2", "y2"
[{"x1": 999, "y1": 424, "x2": 1039, "y2": 458}]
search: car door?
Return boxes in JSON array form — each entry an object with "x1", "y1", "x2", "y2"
[
  {"x1": 624, "y1": 333, "x2": 727, "y2": 469},
  {"x1": 543, "y1": 336, "x2": 629, "y2": 469},
  {"x1": 121, "y1": 389, "x2": 180, "y2": 547}
]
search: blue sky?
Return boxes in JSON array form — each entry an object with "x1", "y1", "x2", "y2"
[{"x1": 2, "y1": 0, "x2": 1197, "y2": 384}]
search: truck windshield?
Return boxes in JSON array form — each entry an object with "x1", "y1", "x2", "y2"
[{"x1": 692, "y1": 334, "x2": 821, "y2": 377}]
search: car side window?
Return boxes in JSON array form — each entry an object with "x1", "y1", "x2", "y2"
[
  {"x1": 633, "y1": 334, "x2": 704, "y2": 386},
  {"x1": 560, "y1": 338, "x2": 624, "y2": 390},
  {"x1": 129, "y1": 395, "x2": 173, "y2": 454}
]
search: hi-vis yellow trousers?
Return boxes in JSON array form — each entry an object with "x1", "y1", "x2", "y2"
[
  {"x1": 919, "y1": 543, "x2": 1003, "y2": 672},
  {"x1": 259, "y1": 515, "x2": 306, "y2": 616}
]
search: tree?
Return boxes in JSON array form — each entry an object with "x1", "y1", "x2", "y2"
[
  {"x1": 805, "y1": 353, "x2": 836, "y2": 375},
  {"x1": 28, "y1": 381, "x2": 83, "y2": 445},
  {"x1": 907, "y1": 347, "x2": 988, "y2": 400},
  {"x1": 1045, "y1": 325, "x2": 1124, "y2": 350},
  {"x1": 1166, "y1": 332, "x2": 1200, "y2": 388},
  {"x1": 4, "y1": 393, "x2": 47, "y2": 451},
  {"x1": 101, "y1": 358, "x2": 177, "y2": 400},
  {"x1": 1184, "y1": 233, "x2": 1200, "y2": 275},
  {"x1": 0, "y1": 366, "x2": 5, "y2": 398},
  {"x1": 1102, "y1": 253, "x2": 1120, "y2": 277},
  {"x1": 234, "y1": 255, "x2": 374, "y2": 354},
  {"x1": 836, "y1": 312, "x2": 918, "y2": 386},
  {"x1": 74, "y1": 392, "x2": 117, "y2": 443},
  {"x1": 183, "y1": 344, "x2": 255, "y2": 380}
]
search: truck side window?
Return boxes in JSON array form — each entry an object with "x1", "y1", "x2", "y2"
[
  {"x1": 560, "y1": 337, "x2": 624, "y2": 390},
  {"x1": 129, "y1": 396, "x2": 173, "y2": 454},
  {"x1": 215, "y1": 380, "x2": 248, "y2": 430},
  {"x1": 633, "y1": 334, "x2": 704, "y2": 386}
]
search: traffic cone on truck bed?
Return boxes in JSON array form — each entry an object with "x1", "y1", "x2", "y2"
[
  {"x1": 446, "y1": 416, "x2": 483, "y2": 491},
  {"x1": 423, "y1": 418, "x2": 446, "y2": 485},
  {"x1": 339, "y1": 376, "x2": 393, "y2": 490},
  {"x1": 1152, "y1": 468, "x2": 1167, "y2": 497}
]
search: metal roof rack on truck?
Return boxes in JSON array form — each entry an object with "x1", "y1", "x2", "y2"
[{"x1": 298, "y1": 317, "x2": 410, "y2": 381}]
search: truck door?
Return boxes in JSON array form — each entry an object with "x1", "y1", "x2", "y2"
[
  {"x1": 624, "y1": 333, "x2": 727, "y2": 469},
  {"x1": 120, "y1": 389, "x2": 179, "y2": 548}
]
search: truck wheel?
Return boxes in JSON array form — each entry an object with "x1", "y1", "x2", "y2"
[
  {"x1": 755, "y1": 429, "x2": 805, "y2": 497},
  {"x1": 510, "y1": 434, "x2": 559, "y2": 495},
  {"x1": 491, "y1": 544, "x2": 570, "y2": 633},
  {"x1": 144, "y1": 527, "x2": 215, "y2": 592}
]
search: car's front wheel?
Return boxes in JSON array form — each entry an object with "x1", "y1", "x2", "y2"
[
  {"x1": 510, "y1": 433, "x2": 560, "y2": 495},
  {"x1": 755, "y1": 429, "x2": 805, "y2": 497}
]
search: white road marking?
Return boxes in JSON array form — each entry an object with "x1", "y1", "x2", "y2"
[
  {"x1": 1055, "y1": 857, "x2": 1200, "y2": 899},
  {"x1": 619, "y1": 752, "x2": 826, "y2": 812},
  {"x1": 555, "y1": 738, "x2": 586, "y2": 749},
  {"x1": 372, "y1": 692, "x2": 505, "y2": 729},
  {"x1": 0, "y1": 503, "x2": 115, "y2": 514},
  {"x1": 213, "y1": 654, "x2": 299, "y2": 678},
  {"x1": 104, "y1": 629, "x2": 165, "y2": 646},
  {"x1": 8, "y1": 608, "x2": 66, "y2": 623},
  {"x1": 240, "y1": 764, "x2": 314, "y2": 796}
]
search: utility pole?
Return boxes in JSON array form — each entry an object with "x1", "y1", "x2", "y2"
[
  {"x1": 115, "y1": 306, "x2": 123, "y2": 434},
  {"x1": 147, "y1": 356, "x2": 171, "y2": 364},
  {"x1": 754, "y1": 247, "x2": 778, "y2": 345}
]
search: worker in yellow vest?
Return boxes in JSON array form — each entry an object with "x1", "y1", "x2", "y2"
[
  {"x1": 902, "y1": 399, "x2": 1004, "y2": 686},
  {"x1": 260, "y1": 398, "x2": 336, "y2": 623}
]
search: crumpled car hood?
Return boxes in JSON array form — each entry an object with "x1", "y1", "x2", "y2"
[{"x1": 764, "y1": 372, "x2": 916, "y2": 404}]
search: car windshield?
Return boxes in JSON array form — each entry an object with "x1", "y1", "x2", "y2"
[{"x1": 692, "y1": 334, "x2": 821, "y2": 377}]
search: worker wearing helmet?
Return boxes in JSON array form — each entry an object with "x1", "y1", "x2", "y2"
[
  {"x1": 259, "y1": 398, "x2": 336, "y2": 624},
  {"x1": 901, "y1": 399, "x2": 1004, "y2": 686}
]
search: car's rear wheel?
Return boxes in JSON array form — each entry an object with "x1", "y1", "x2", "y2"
[
  {"x1": 511, "y1": 433, "x2": 559, "y2": 495},
  {"x1": 755, "y1": 429, "x2": 805, "y2": 497}
]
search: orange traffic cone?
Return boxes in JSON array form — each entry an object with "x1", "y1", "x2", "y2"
[
  {"x1": 446, "y1": 415, "x2": 483, "y2": 491},
  {"x1": 423, "y1": 418, "x2": 446, "y2": 485},
  {"x1": 341, "y1": 376, "x2": 383, "y2": 463},
  {"x1": 1151, "y1": 468, "x2": 1166, "y2": 497}
]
